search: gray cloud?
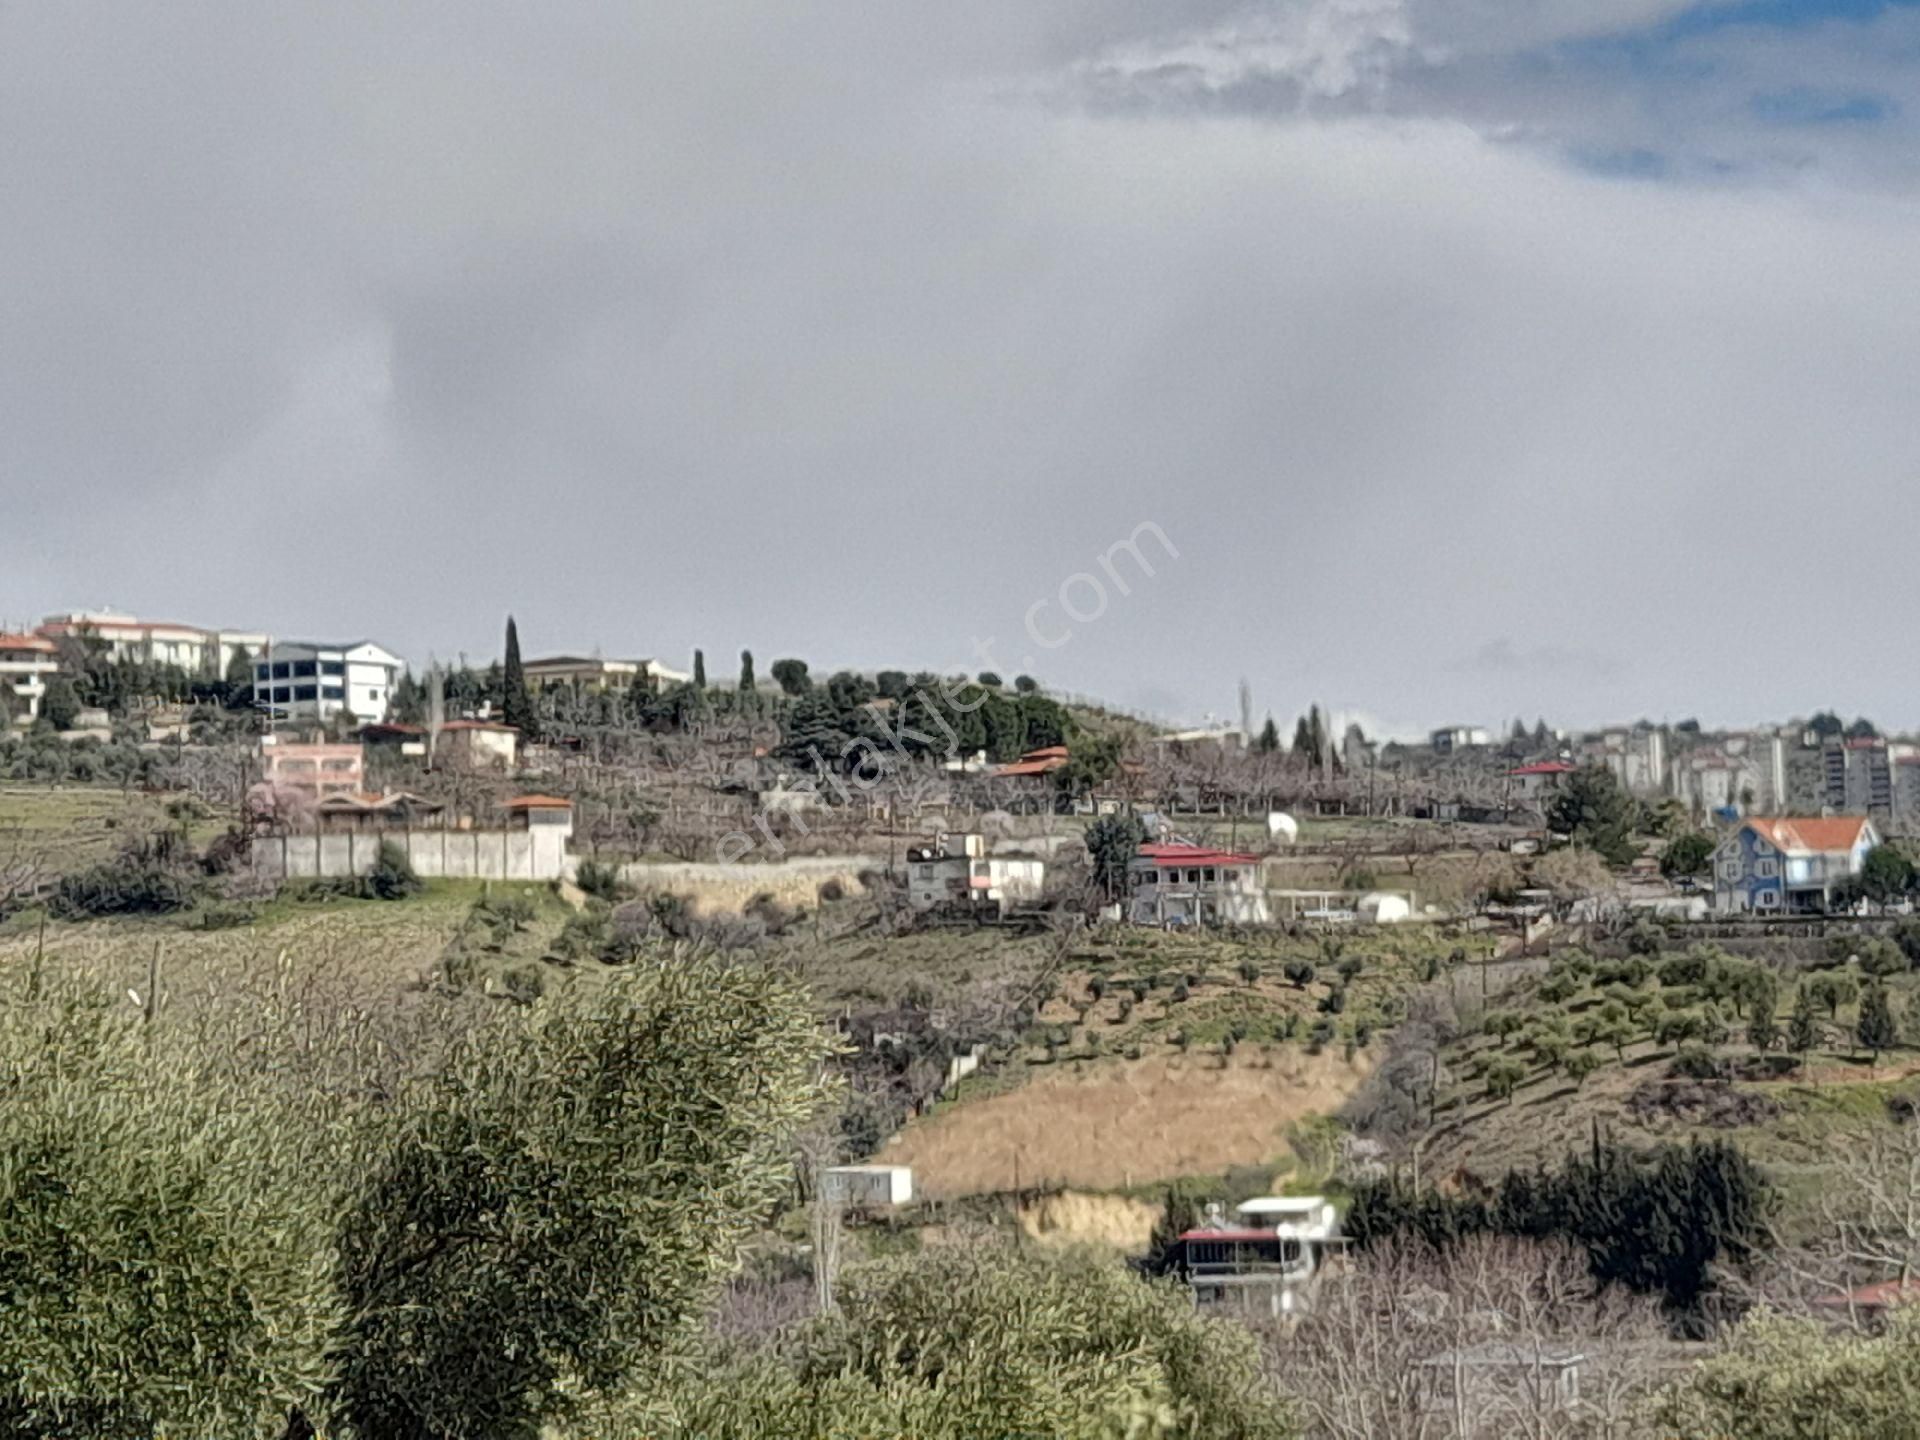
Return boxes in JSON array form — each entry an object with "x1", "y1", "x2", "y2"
[{"x1": 4, "y1": 2, "x2": 1920, "y2": 735}]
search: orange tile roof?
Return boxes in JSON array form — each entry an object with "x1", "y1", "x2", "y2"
[
  {"x1": 0, "y1": 634, "x2": 56, "y2": 653},
  {"x1": 1746, "y1": 816, "x2": 1872, "y2": 854},
  {"x1": 504, "y1": 794, "x2": 572, "y2": 810},
  {"x1": 992, "y1": 745, "x2": 1071, "y2": 778}
]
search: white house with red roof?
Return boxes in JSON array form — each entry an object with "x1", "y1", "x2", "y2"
[
  {"x1": 1507, "y1": 760, "x2": 1574, "y2": 803},
  {"x1": 1169, "y1": 1195, "x2": 1341, "y2": 1316},
  {"x1": 1711, "y1": 815, "x2": 1878, "y2": 915},
  {"x1": 1128, "y1": 841, "x2": 1270, "y2": 925}
]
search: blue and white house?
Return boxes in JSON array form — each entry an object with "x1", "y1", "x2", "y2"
[{"x1": 1711, "y1": 816, "x2": 1877, "y2": 915}]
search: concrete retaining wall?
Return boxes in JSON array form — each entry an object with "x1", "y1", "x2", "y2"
[{"x1": 252, "y1": 826, "x2": 569, "y2": 883}]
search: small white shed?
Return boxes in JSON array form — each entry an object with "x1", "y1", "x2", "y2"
[{"x1": 821, "y1": 1165, "x2": 914, "y2": 1208}]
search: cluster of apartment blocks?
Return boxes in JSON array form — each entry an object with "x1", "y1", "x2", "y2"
[
  {"x1": 2, "y1": 610, "x2": 689, "y2": 730},
  {"x1": 1446, "y1": 721, "x2": 1920, "y2": 830}
]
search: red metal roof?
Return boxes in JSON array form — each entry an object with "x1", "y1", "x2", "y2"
[
  {"x1": 0, "y1": 634, "x2": 56, "y2": 653},
  {"x1": 1136, "y1": 843, "x2": 1262, "y2": 866},
  {"x1": 1176, "y1": 1228, "x2": 1280, "y2": 1243},
  {"x1": 1508, "y1": 761, "x2": 1574, "y2": 776},
  {"x1": 1812, "y1": 1277, "x2": 1920, "y2": 1309},
  {"x1": 992, "y1": 746, "x2": 1070, "y2": 778}
]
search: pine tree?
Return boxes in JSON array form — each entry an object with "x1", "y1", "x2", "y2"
[
  {"x1": 1291, "y1": 715, "x2": 1314, "y2": 759},
  {"x1": 1255, "y1": 715, "x2": 1280, "y2": 753},
  {"x1": 1787, "y1": 984, "x2": 1819, "y2": 1057},
  {"x1": 1308, "y1": 705, "x2": 1329, "y2": 771},
  {"x1": 1857, "y1": 982, "x2": 1896, "y2": 1063},
  {"x1": 500, "y1": 616, "x2": 536, "y2": 739},
  {"x1": 692, "y1": 650, "x2": 706, "y2": 690}
]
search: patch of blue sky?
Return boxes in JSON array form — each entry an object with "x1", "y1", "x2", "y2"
[
  {"x1": 1664, "y1": 0, "x2": 1920, "y2": 39},
  {"x1": 1559, "y1": 0, "x2": 1920, "y2": 68}
]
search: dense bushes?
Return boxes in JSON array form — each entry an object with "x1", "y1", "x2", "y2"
[
  {"x1": 1345, "y1": 1137, "x2": 1773, "y2": 1318},
  {"x1": 0, "y1": 953, "x2": 834, "y2": 1437},
  {"x1": 1656, "y1": 1309, "x2": 1920, "y2": 1438},
  {"x1": 642, "y1": 1249, "x2": 1295, "y2": 1440},
  {"x1": 48, "y1": 833, "x2": 203, "y2": 919}
]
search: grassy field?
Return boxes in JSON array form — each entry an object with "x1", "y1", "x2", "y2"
[
  {"x1": 0, "y1": 783, "x2": 224, "y2": 874},
  {"x1": 0, "y1": 879, "x2": 575, "y2": 1011}
]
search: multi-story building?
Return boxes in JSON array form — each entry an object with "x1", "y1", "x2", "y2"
[
  {"x1": 1430, "y1": 726, "x2": 1490, "y2": 755},
  {"x1": 1582, "y1": 726, "x2": 1667, "y2": 797},
  {"x1": 252, "y1": 641, "x2": 404, "y2": 723},
  {"x1": 522, "y1": 654, "x2": 690, "y2": 691},
  {"x1": 1711, "y1": 815, "x2": 1877, "y2": 915},
  {"x1": 0, "y1": 634, "x2": 60, "y2": 725},
  {"x1": 905, "y1": 832, "x2": 1045, "y2": 914},
  {"x1": 1166, "y1": 1196, "x2": 1342, "y2": 1318},
  {"x1": 260, "y1": 739, "x2": 365, "y2": 801},
  {"x1": 37, "y1": 611, "x2": 267, "y2": 676},
  {"x1": 1127, "y1": 842, "x2": 1271, "y2": 925},
  {"x1": 1824, "y1": 737, "x2": 1896, "y2": 821},
  {"x1": 1669, "y1": 734, "x2": 1788, "y2": 817}
]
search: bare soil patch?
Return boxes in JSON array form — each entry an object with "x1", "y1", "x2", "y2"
[{"x1": 881, "y1": 1048, "x2": 1373, "y2": 1197}]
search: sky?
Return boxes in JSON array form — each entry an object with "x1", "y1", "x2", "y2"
[{"x1": 5, "y1": 1, "x2": 1920, "y2": 739}]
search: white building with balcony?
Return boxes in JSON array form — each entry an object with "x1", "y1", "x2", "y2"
[
  {"x1": 253, "y1": 641, "x2": 404, "y2": 723},
  {"x1": 1128, "y1": 843, "x2": 1271, "y2": 926},
  {"x1": 38, "y1": 611, "x2": 267, "y2": 675},
  {"x1": 1169, "y1": 1196, "x2": 1342, "y2": 1318},
  {"x1": 0, "y1": 634, "x2": 60, "y2": 725}
]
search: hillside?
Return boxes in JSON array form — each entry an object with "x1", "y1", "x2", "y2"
[{"x1": 1404, "y1": 926, "x2": 1920, "y2": 1224}]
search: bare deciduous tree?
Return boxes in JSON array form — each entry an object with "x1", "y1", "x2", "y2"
[{"x1": 1264, "y1": 1235, "x2": 1672, "y2": 1440}]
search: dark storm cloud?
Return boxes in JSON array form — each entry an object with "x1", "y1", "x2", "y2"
[{"x1": 5, "y1": 1, "x2": 1920, "y2": 735}]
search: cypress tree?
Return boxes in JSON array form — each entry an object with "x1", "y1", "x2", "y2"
[
  {"x1": 501, "y1": 616, "x2": 535, "y2": 739},
  {"x1": 692, "y1": 650, "x2": 706, "y2": 690},
  {"x1": 1745, "y1": 971, "x2": 1778, "y2": 1053},
  {"x1": 1256, "y1": 715, "x2": 1280, "y2": 753},
  {"x1": 739, "y1": 650, "x2": 755, "y2": 691}
]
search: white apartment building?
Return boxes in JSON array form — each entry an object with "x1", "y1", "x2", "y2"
[
  {"x1": 1583, "y1": 727, "x2": 1667, "y2": 797},
  {"x1": 252, "y1": 641, "x2": 404, "y2": 723},
  {"x1": 523, "y1": 654, "x2": 692, "y2": 690},
  {"x1": 38, "y1": 611, "x2": 267, "y2": 675},
  {"x1": 0, "y1": 634, "x2": 60, "y2": 724}
]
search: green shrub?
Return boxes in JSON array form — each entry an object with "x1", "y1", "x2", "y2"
[
  {"x1": 49, "y1": 835, "x2": 201, "y2": 919},
  {"x1": 646, "y1": 1249, "x2": 1295, "y2": 1440},
  {"x1": 574, "y1": 858, "x2": 627, "y2": 903},
  {"x1": 364, "y1": 841, "x2": 421, "y2": 901}
]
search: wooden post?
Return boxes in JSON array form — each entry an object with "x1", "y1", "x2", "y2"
[{"x1": 144, "y1": 940, "x2": 161, "y2": 1027}]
